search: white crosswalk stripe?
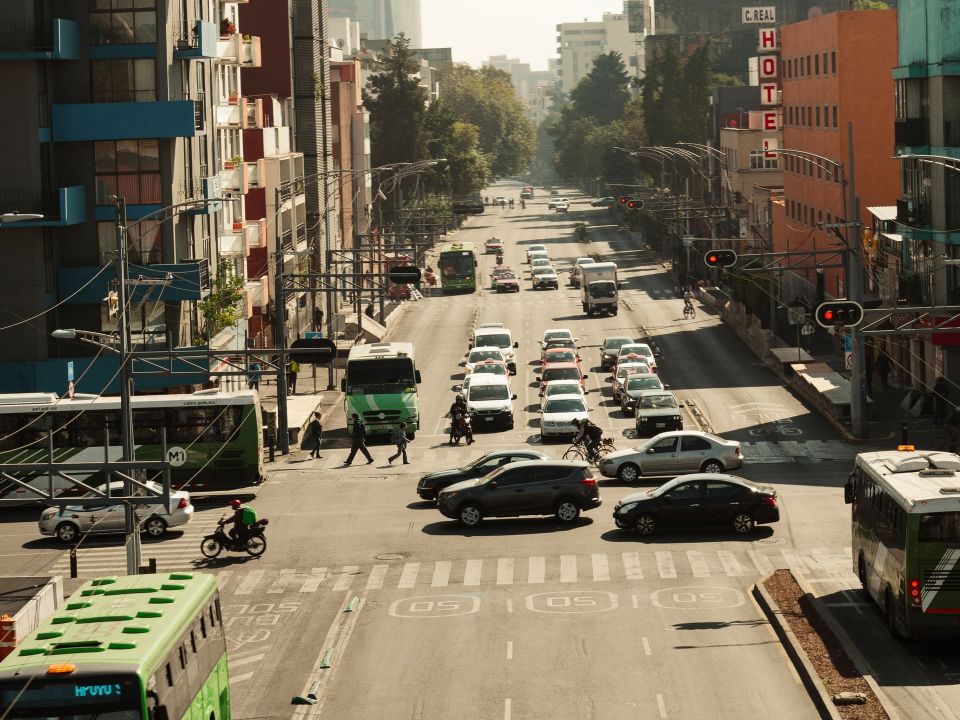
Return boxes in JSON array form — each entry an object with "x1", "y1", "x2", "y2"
[
  {"x1": 463, "y1": 558, "x2": 483, "y2": 586},
  {"x1": 366, "y1": 564, "x2": 389, "y2": 590},
  {"x1": 655, "y1": 551, "x2": 677, "y2": 579},
  {"x1": 559, "y1": 554, "x2": 577, "y2": 583},
  {"x1": 591, "y1": 553, "x2": 610, "y2": 582},
  {"x1": 622, "y1": 551, "x2": 643, "y2": 580},
  {"x1": 398, "y1": 562, "x2": 419, "y2": 588},
  {"x1": 528, "y1": 556, "x2": 545, "y2": 584},
  {"x1": 496, "y1": 557, "x2": 514, "y2": 585},
  {"x1": 431, "y1": 560, "x2": 451, "y2": 587}
]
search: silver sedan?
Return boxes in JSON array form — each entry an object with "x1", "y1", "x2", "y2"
[{"x1": 598, "y1": 431, "x2": 743, "y2": 483}]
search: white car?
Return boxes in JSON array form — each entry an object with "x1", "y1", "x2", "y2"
[
  {"x1": 527, "y1": 249, "x2": 550, "y2": 264},
  {"x1": 540, "y1": 393, "x2": 590, "y2": 438},
  {"x1": 39, "y1": 480, "x2": 194, "y2": 543},
  {"x1": 541, "y1": 328, "x2": 575, "y2": 346},
  {"x1": 472, "y1": 325, "x2": 518, "y2": 372},
  {"x1": 547, "y1": 197, "x2": 569, "y2": 210},
  {"x1": 540, "y1": 379, "x2": 587, "y2": 405},
  {"x1": 465, "y1": 373, "x2": 517, "y2": 430},
  {"x1": 530, "y1": 258, "x2": 553, "y2": 271},
  {"x1": 465, "y1": 346, "x2": 506, "y2": 373},
  {"x1": 462, "y1": 360, "x2": 511, "y2": 394},
  {"x1": 554, "y1": 200, "x2": 570, "y2": 213},
  {"x1": 617, "y1": 343, "x2": 657, "y2": 373},
  {"x1": 471, "y1": 322, "x2": 504, "y2": 346},
  {"x1": 526, "y1": 245, "x2": 548, "y2": 262},
  {"x1": 532, "y1": 266, "x2": 560, "y2": 289}
]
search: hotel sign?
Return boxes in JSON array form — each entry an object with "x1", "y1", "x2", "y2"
[{"x1": 742, "y1": 6, "x2": 776, "y2": 23}]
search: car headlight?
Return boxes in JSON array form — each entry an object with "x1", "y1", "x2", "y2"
[
  {"x1": 673, "y1": 415, "x2": 681, "y2": 421},
  {"x1": 41, "y1": 508, "x2": 58, "y2": 520},
  {"x1": 617, "y1": 502, "x2": 639, "y2": 514}
]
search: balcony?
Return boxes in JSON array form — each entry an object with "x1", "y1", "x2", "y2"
[
  {"x1": 58, "y1": 260, "x2": 209, "y2": 304},
  {"x1": 182, "y1": 176, "x2": 222, "y2": 215},
  {"x1": 0, "y1": 185, "x2": 85, "y2": 228},
  {"x1": 897, "y1": 197, "x2": 931, "y2": 227},
  {"x1": 262, "y1": 126, "x2": 291, "y2": 156},
  {"x1": 894, "y1": 118, "x2": 930, "y2": 148},
  {"x1": 243, "y1": 98, "x2": 263, "y2": 129},
  {"x1": 245, "y1": 277, "x2": 268, "y2": 312},
  {"x1": 215, "y1": 33, "x2": 261, "y2": 67},
  {"x1": 0, "y1": 18, "x2": 79, "y2": 61},
  {"x1": 219, "y1": 224, "x2": 249, "y2": 256},
  {"x1": 247, "y1": 160, "x2": 262, "y2": 188},
  {"x1": 216, "y1": 97, "x2": 245, "y2": 127},
  {"x1": 50, "y1": 102, "x2": 202, "y2": 141},
  {"x1": 173, "y1": 20, "x2": 217, "y2": 59},
  {"x1": 220, "y1": 161, "x2": 250, "y2": 193}
]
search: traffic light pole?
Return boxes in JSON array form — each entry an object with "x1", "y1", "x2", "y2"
[
  {"x1": 273, "y1": 186, "x2": 290, "y2": 454},
  {"x1": 845, "y1": 124, "x2": 868, "y2": 439}
]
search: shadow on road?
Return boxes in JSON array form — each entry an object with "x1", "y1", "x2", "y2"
[
  {"x1": 598, "y1": 526, "x2": 776, "y2": 543},
  {"x1": 421, "y1": 516, "x2": 593, "y2": 536}
]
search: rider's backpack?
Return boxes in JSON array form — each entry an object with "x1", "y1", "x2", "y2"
[{"x1": 240, "y1": 506, "x2": 257, "y2": 525}]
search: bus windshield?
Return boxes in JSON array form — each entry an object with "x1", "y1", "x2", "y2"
[
  {"x1": 0, "y1": 675, "x2": 141, "y2": 719},
  {"x1": 919, "y1": 512, "x2": 960, "y2": 542},
  {"x1": 346, "y1": 359, "x2": 416, "y2": 393},
  {"x1": 440, "y1": 253, "x2": 474, "y2": 279}
]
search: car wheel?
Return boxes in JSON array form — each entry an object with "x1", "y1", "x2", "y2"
[
  {"x1": 701, "y1": 460, "x2": 724, "y2": 474},
  {"x1": 55, "y1": 522, "x2": 80, "y2": 544},
  {"x1": 634, "y1": 514, "x2": 656, "y2": 536},
  {"x1": 617, "y1": 463, "x2": 640, "y2": 483},
  {"x1": 732, "y1": 513, "x2": 755, "y2": 534},
  {"x1": 458, "y1": 504, "x2": 483, "y2": 527},
  {"x1": 621, "y1": 400, "x2": 631, "y2": 416},
  {"x1": 555, "y1": 500, "x2": 580, "y2": 524},
  {"x1": 142, "y1": 516, "x2": 167, "y2": 537}
]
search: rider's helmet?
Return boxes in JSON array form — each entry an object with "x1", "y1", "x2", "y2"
[
  {"x1": 571, "y1": 418, "x2": 582, "y2": 427},
  {"x1": 231, "y1": 499, "x2": 242, "y2": 509},
  {"x1": 456, "y1": 393, "x2": 464, "y2": 402}
]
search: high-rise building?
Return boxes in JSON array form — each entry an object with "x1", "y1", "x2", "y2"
[
  {"x1": 329, "y1": 0, "x2": 421, "y2": 46},
  {"x1": 0, "y1": 0, "x2": 267, "y2": 393},
  {"x1": 556, "y1": 10, "x2": 644, "y2": 96},
  {"x1": 484, "y1": 55, "x2": 555, "y2": 127}
]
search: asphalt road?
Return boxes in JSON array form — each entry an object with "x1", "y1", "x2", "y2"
[{"x1": 0, "y1": 181, "x2": 921, "y2": 719}]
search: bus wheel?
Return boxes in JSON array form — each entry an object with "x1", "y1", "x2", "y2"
[{"x1": 885, "y1": 589, "x2": 902, "y2": 639}]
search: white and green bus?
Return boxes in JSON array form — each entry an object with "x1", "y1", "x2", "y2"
[
  {"x1": 845, "y1": 449, "x2": 960, "y2": 638},
  {"x1": 342, "y1": 342, "x2": 421, "y2": 439},
  {"x1": 0, "y1": 572, "x2": 229, "y2": 720}
]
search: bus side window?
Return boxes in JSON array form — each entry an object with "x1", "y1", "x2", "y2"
[
  {"x1": 200, "y1": 616, "x2": 207, "y2": 638},
  {"x1": 165, "y1": 663, "x2": 174, "y2": 687},
  {"x1": 179, "y1": 644, "x2": 187, "y2": 669},
  {"x1": 190, "y1": 630, "x2": 197, "y2": 654},
  {"x1": 209, "y1": 604, "x2": 216, "y2": 627}
]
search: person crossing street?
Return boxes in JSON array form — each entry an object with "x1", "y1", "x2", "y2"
[
  {"x1": 388, "y1": 422, "x2": 411, "y2": 465},
  {"x1": 343, "y1": 412, "x2": 374, "y2": 465}
]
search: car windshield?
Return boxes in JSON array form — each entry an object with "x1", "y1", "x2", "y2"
[
  {"x1": 604, "y1": 338, "x2": 631, "y2": 352},
  {"x1": 346, "y1": 358, "x2": 416, "y2": 393},
  {"x1": 533, "y1": 268, "x2": 554, "y2": 276},
  {"x1": 544, "y1": 368, "x2": 579, "y2": 382},
  {"x1": 529, "y1": 246, "x2": 545, "y2": 252},
  {"x1": 546, "y1": 383, "x2": 580, "y2": 396},
  {"x1": 627, "y1": 377, "x2": 663, "y2": 391},
  {"x1": 621, "y1": 344, "x2": 652, "y2": 358},
  {"x1": 439, "y1": 252, "x2": 475, "y2": 280},
  {"x1": 544, "y1": 331, "x2": 572, "y2": 342},
  {"x1": 476, "y1": 333, "x2": 511, "y2": 348},
  {"x1": 469, "y1": 385, "x2": 509, "y2": 401},
  {"x1": 469, "y1": 350, "x2": 502, "y2": 363},
  {"x1": 474, "y1": 363, "x2": 506, "y2": 375},
  {"x1": 544, "y1": 398, "x2": 586, "y2": 413},
  {"x1": 545, "y1": 351, "x2": 576, "y2": 363},
  {"x1": 639, "y1": 395, "x2": 678, "y2": 409},
  {"x1": 617, "y1": 364, "x2": 649, "y2": 378}
]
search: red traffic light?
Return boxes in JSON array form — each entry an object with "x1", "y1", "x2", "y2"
[
  {"x1": 626, "y1": 199, "x2": 643, "y2": 210},
  {"x1": 703, "y1": 249, "x2": 737, "y2": 268},
  {"x1": 618, "y1": 196, "x2": 631, "y2": 205},
  {"x1": 814, "y1": 301, "x2": 863, "y2": 329}
]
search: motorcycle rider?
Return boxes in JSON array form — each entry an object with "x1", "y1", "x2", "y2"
[
  {"x1": 571, "y1": 418, "x2": 603, "y2": 461},
  {"x1": 449, "y1": 395, "x2": 473, "y2": 445},
  {"x1": 227, "y1": 499, "x2": 255, "y2": 544},
  {"x1": 496, "y1": 252, "x2": 503, "y2": 265}
]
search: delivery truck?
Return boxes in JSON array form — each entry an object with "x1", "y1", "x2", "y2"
[{"x1": 579, "y1": 262, "x2": 618, "y2": 316}]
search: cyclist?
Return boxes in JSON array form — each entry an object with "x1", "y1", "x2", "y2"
[
  {"x1": 571, "y1": 418, "x2": 603, "y2": 461},
  {"x1": 683, "y1": 288, "x2": 695, "y2": 309}
]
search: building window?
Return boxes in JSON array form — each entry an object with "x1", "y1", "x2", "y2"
[
  {"x1": 823, "y1": 52, "x2": 828, "y2": 76},
  {"x1": 831, "y1": 50, "x2": 837, "y2": 74},
  {"x1": 91, "y1": 59, "x2": 156, "y2": 102},
  {"x1": 832, "y1": 105, "x2": 838, "y2": 128},
  {"x1": 89, "y1": 0, "x2": 157, "y2": 45},
  {"x1": 749, "y1": 150, "x2": 778, "y2": 170},
  {"x1": 824, "y1": 105, "x2": 829, "y2": 130},
  {"x1": 815, "y1": 106, "x2": 821, "y2": 127},
  {"x1": 806, "y1": 55, "x2": 811, "y2": 76},
  {"x1": 94, "y1": 139, "x2": 161, "y2": 205},
  {"x1": 814, "y1": 53, "x2": 819, "y2": 76},
  {"x1": 98, "y1": 219, "x2": 163, "y2": 266}
]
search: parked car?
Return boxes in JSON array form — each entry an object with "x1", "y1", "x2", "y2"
[
  {"x1": 39, "y1": 480, "x2": 193, "y2": 543},
  {"x1": 540, "y1": 394, "x2": 590, "y2": 439},
  {"x1": 635, "y1": 391, "x2": 683, "y2": 436},
  {"x1": 532, "y1": 266, "x2": 560, "y2": 289},
  {"x1": 600, "y1": 336, "x2": 635, "y2": 369},
  {"x1": 619, "y1": 373, "x2": 666, "y2": 414},
  {"x1": 591, "y1": 196, "x2": 615, "y2": 208},
  {"x1": 437, "y1": 460, "x2": 601, "y2": 526},
  {"x1": 417, "y1": 450, "x2": 551, "y2": 500},
  {"x1": 611, "y1": 474, "x2": 778, "y2": 535},
  {"x1": 599, "y1": 431, "x2": 743, "y2": 483}
]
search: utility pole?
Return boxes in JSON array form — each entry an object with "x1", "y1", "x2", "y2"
[
  {"x1": 273, "y1": 186, "x2": 290, "y2": 453},
  {"x1": 113, "y1": 196, "x2": 141, "y2": 575},
  {"x1": 322, "y1": 174, "x2": 336, "y2": 390},
  {"x1": 846, "y1": 122, "x2": 867, "y2": 438}
]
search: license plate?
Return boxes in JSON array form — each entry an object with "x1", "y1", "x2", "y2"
[
  {"x1": 484, "y1": 417, "x2": 494, "y2": 422},
  {"x1": 656, "y1": 422, "x2": 665, "y2": 428}
]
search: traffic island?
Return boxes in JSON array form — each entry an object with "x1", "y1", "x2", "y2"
[{"x1": 754, "y1": 569, "x2": 890, "y2": 720}]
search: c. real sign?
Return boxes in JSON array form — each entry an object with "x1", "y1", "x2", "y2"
[{"x1": 742, "y1": 6, "x2": 776, "y2": 23}]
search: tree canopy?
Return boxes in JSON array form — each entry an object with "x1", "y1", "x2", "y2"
[
  {"x1": 641, "y1": 40, "x2": 712, "y2": 146},
  {"x1": 568, "y1": 51, "x2": 631, "y2": 126}
]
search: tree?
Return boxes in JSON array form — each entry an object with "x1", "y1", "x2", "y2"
[
  {"x1": 363, "y1": 34, "x2": 428, "y2": 168},
  {"x1": 853, "y1": 0, "x2": 890, "y2": 8},
  {"x1": 198, "y1": 260, "x2": 245, "y2": 343},
  {"x1": 422, "y1": 101, "x2": 490, "y2": 197},
  {"x1": 641, "y1": 39, "x2": 713, "y2": 146},
  {"x1": 568, "y1": 52, "x2": 631, "y2": 126}
]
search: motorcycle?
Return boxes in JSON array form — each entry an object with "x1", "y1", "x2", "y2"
[
  {"x1": 496, "y1": 253, "x2": 503, "y2": 265},
  {"x1": 450, "y1": 415, "x2": 474, "y2": 446},
  {"x1": 200, "y1": 515, "x2": 269, "y2": 558}
]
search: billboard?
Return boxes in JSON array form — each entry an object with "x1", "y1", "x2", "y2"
[{"x1": 626, "y1": 0, "x2": 646, "y2": 34}]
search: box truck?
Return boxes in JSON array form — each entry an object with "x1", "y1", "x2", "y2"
[{"x1": 579, "y1": 262, "x2": 618, "y2": 316}]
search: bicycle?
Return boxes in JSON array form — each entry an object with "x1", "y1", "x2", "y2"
[
  {"x1": 683, "y1": 303, "x2": 696, "y2": 319},
  {"x1": 563, "y1": 438, "x2": 617, "y2": 467}
]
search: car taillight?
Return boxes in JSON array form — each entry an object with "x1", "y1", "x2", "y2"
[
  {"x1": 580, "y1": 472, "x2": 597, "y2": 486},
  {"x1": 177, "y1": 497, "x2": 189, "y2": 510},
  {"x1": 761, "y1": 496, "x2": 777, "y2": 508},
  {"x1": 909, "y1": 578, "x2": 921, "y2": 604}
]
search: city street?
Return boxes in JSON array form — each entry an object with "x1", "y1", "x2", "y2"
[{"x1": 0, "y1": 183, "x2": 923, "y2": 719}]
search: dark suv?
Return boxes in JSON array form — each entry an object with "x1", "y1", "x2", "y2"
[
  {"x1": 437, "y1": 460, "x2": 601, "y2": 527},
  {"x1": 417, "y1": 450, "x2": 551, "y2": 500}
]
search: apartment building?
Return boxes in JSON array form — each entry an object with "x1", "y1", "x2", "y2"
[{"x1": 556, "y1": 10, "x2": 644, "y2": 96}]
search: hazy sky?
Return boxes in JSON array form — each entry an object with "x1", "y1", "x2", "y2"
[{"x1": 421, "y1": 0, "x2": 625, "y2": 71}]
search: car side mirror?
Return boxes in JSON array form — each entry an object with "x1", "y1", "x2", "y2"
[
  {"x1": 514, "y1": 341, "x2": 519, "y2": 348},
  {"x1": 487, "y1": 481, "x2": 498, "y2": 489},
  {"x1": 535, "y1": 376, "x2": 541, "y2": 383},
  {"x1": 582, "y1": 373, "x2": 589, "y2": 379},
  {"x1": 647, "y1": 448, "x2": 655, "y2": 454},
  {"x1": 415, "y1": 370, "x2": 422, "y2": 384},
  {"x1": 511, "y1": 394, "x2": 517, "y2": 400},
  {"x1": 843, "y1": 481, "x2": 854, "y2": 504},
  {"x1": 664, "y1": 384, "x2": 670, "y2": 389}
]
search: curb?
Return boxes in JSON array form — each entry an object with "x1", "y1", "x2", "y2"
[
  {"x1": 795, "y1": 574, "x2": 902, "y2": 720},
  {"x1": 752, "y1": 576, "x2": 843, "y2": 720}
]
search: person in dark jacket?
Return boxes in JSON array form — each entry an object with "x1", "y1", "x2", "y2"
[
  {"x1": 388, "y1": 422, "x2": 410, "y2": 465},
  {"x1": 307, "y1": 411, "x2": 323, "y2": 459},
  {"x1": 343, "y1": 412, "x2": 373, "y2": 465}
]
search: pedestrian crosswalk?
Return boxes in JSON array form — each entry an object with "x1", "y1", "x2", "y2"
[{"x1": 50, "y1": 544, "x2": 855, "y2": 589}]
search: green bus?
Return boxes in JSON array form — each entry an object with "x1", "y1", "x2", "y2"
[
  {"x1": 0, "y1": 390, "x2": 263, "y2": 505},
  {"x1": 845, "y1": 449, "x2": 960, "y2": 638},
  {"x1": 342, "y1": 342, "x2": 421, "y2": 439},
  {"x1": 0, "y1": 572, "x2": 229, "y2": 720},
  {"x1": 438, "y1": 241, "x2": 477, "y2": 293}
]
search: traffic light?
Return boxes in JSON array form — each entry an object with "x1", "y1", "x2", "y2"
[
  {"x1": 814, "y1": 300, "x2": 863, "y2": 329},
  {"x1": 626, "y1": 199, "x2": 643, "y2": 210},
  {"x1": 618, "y1": 196, "x2": 631, "y2": 206},
  {"x1": 387, "y1": 265, "x2": 421, "y2": 284},
  {"x1": 703, "y1": 249, "x2": 738, "y2": 268}
]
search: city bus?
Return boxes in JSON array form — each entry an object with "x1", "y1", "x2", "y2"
[
  {"x1": 844, "y1": 449, "x2": 960, "y2": 638},
  {"x1": 0, "y1": 390, "x2": 263, "y2": 505},
  {"x1": 342, "y1": 342, "x2": 421, "y2": 439},
  {"x1": 438, "y1": 241, "x2": 478, "y2": 293},
  {"x1": 0, "y1": 572, "x2": 229, "y2": 720}
]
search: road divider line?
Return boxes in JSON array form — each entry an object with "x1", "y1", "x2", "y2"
[
  {"x1": 504, "y1": 698, "x2": 511, "y2": 720},
  {"x1": 464, "y1": 558, "x2": 483, "y2": 586},
  {"x1": 496, "y1": 558, "x2": 514, "y2": 585},
  {"x1": 656, "y1": 693, "x2": 667, "y2": 718},
  {"x1": 431, "y1": 560, "x2": 451, "y2": 587},
  {"x1": 642, "y1": 637, "x2": 652, "y2": 656},
  {"x1": 591, "y1": 553, "x2": 609, "y2": 582},
  {"x1": 397, "y1": 562, "x2": 420, "y2": 589},
  {"x1": 365, "y1": 564, "x2": 388, "y2": 590},
  {"x1": 560, "y1": 554, "x2": 577, "y2": 583},
  {"x1": 655, "y1": 551, "x2": 676, "y2": 579},
  {"x1": 506, "y1": 640, "x2": 513, "y2": 660},
  {"x1": 622, "y1": 552, "x2": 643, "y2": 579}
]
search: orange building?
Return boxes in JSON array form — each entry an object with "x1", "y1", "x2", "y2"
[{"x1": 772, "y1": 10, "x2": 899, "y2": 304}]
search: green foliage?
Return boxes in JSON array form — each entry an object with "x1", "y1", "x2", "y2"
[
  {"x1": 423, "y1": 101, "x2": 490, "y2": 197},
  {"x1": 711, "y1": 72, "x2": 745, "y2": 87},
  {"x1": 198, "y1": 261, "x2": 245, "y2": 341},
  {"x1": 853, "y1": 0, "x2": 890, "y2": 8},
  {"x1": 568, "y1": 52, "x2": 632, "y2": 126},
  {"x1": 641, "y1": 39, "x2": 713, "y2": 146},
  {"x1": 438, "y1": 64, "x2": 536, "y2": 177},
  {"x1": 363, "y1": 34, "x2": 429, "y2": 168}
]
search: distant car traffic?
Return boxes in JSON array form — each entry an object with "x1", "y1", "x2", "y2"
[
  {"x1": 591, "y1": 196, "x2": 615, "y2": 207},
  {"x1": 417, "y1": 450, "x2": 550, "y2": 500},
  {"x1": 532, "y1": 266, "x2": 560, "y2": 289},
  {"x1": 612, "y1": 361, "x2": 653, "y2": 402},
  {"x1": 540, "y1": 394, "x2": 590, "y2": 439},
  {"x1": 612, "y1": 474, "x2": 779, "y2": 535},
  {"x1": 616, "y1": 343, "x2": 657, "y2": 373},
  {"x1": 547, "y1": 197, "x2": 569, "y2": 210},
  {"x1": 527, "y1": 249, "x2": 550, "y2": 264},
  {"x1": 634, "y1": 391, "x2": 683, "y2": 436},
  {"x1": 600, "y1": 336, "x2": 635, "y2": 368},
  {"x1": 540, "y1": 379, "x2": 587, "y2": 403},
  {"x1": 554, "y1": 200, "x2": 570, "y2": 213},
  {"x1": 465, "y1": 346, "x2": 506, "y2": 374},
  {"x1": 599, "y1": 431, "x2": 743, "y2": 482},
  {"x1": 541, "y1": 338, "x2": 579, "y2": 363},
  {"x1": 437, "y1": 460, "x2": 601, "y2": 526},
  {"x1": 485, "y1": 238, "x2": 504, "y2": 254},
  {"x1": 537, "y1": 362, "x2": 588, "y2": 392},
  {"x1": 542, "y1": 347, "x2": 580, "y2": 368},
  {"x1": 530, "y1": 258, "x2": 553, "y2": 271},
  {"x1": 526, "y1": 244, "x2": 548, "y2": 262}
]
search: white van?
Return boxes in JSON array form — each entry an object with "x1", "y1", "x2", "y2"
[
  {"x1": 465, "y1": 373, "x2": 517, "y2": 430},
  {"x1": 473, "y1": 324, "x2": 518, "y2": 372}
]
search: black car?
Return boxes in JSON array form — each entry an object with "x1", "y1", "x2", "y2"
[
  {"x1": 437, "y1": 460, "x2": 602, "y2": 527},
  {"x1": 612, "y1": 474, "x2": 779, "y2": 536},
  {"x1": 591, "y1": 196, "x2": 615, "y2": 207},
  {"x1": 417, "y1": 450, "x2": 550, "y2": 500}
]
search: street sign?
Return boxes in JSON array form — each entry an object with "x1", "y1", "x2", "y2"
[
  {"x1": 801, "y1": 322, "x2": 815, "y2": 336},
  {"x1": 167, "y1": 446, "x2": 188, "y2": 467},
  {"x1": 290, "y1": 337, "x2": 337, "y2": 365},
  {"x1": 66, "y1": 361, "x2": 74, "y2": 382},
  {"x1": 843, "y1": 334, "x2": 852, "y2": 368},
  {"x1": 387, "y1": 265, "x2": 421, "y2": 284},
  {"x1": 304, "y1": 331, "x2": 325, "y2": 340}
]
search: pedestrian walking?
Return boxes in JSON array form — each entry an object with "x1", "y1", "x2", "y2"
[
  {"x1": 876, "y1": 351, "x2": 891, "y2": 390},
  {"x1": 287, "y1": 359, "x2": 300, "y2": 395},
  {"x1": 934, "y1": 376, "x2": 951, "y2": 427},
  {"x1": 343, "y1": 412, "x2": 373, "y2": 465},
  {"x1": 248, "y1": 362, "x2": 262, "y2": 391},
  {"x1": 365, "y1": 303, "x2": 375, "y2": 319},
  {"x1": 307, "y1": 411, "x2": 323, "y2": 458},
  {"x1": 388, "y1": 422, "x2": 411, "y2": 465}
]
